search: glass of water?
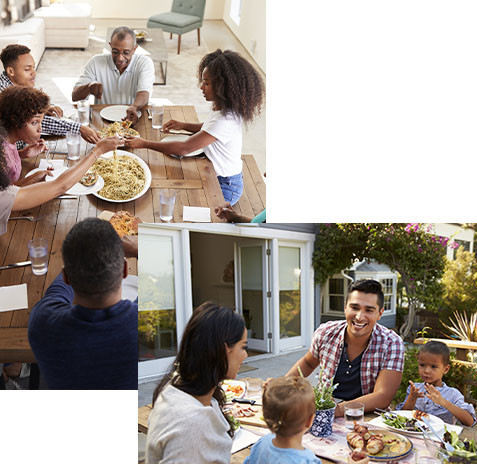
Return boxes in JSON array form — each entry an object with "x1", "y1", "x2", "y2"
[
  {"x1": 77, "y1": 99, "x2": 90, "y2": 126},
  {"x1": 159, "y1": 190, "x2": 176, "y2": 222},
  {"x1": 28, "y1": 238, "x2": 48, "y2": 276},
  {"x1": 344, "y1": 402, "x2": 364, "y2": 429},
  {"x1": 66, "y1": 132, "x2": 81, "y2": 160},
  {"x1": 152, "y1": 104, "x2": 164, "y2": 130}
]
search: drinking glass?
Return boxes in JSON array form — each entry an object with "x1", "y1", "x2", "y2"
[
  {"x1": 415, "y1": 449, "x2": 441, "y2": 464},
  {"x1": 66, "y1": 132, "x2": 81, "y2": 160},
  {"x1": 28, "y1": 238, "x2": 48, "y2": 276},
  {"x1": 152, "y1": 104, "x2": 164, "y2": 130},
  {"x1": 77, "y1": 99, "x2": 90, "y2": 126},
  {"x1": 344, "y1": 402, "x2": 364, "y2": 429},
  {"x1": 159, "y1": 190, "x2": 176, "y2": 222}
]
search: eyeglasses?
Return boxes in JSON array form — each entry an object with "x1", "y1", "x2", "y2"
[{"x1": 111, "y1": 49, "x2": 133, "y2": 58}]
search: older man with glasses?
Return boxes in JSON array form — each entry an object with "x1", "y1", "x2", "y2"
[{"x1": 72, "y1": 26, "x2": 154, "y2": 125}]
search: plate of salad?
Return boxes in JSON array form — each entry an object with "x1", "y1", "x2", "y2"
[
  {"x1": 379, "y1": 410, "x2": 445, "y2": 437},
  {"x1": 439, "y1": 430, "x2": 477, "y2": 463}
]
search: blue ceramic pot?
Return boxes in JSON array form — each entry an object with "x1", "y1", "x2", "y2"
[{"x1": 309, "y1": 406, "x2": 336, "y2": 437}]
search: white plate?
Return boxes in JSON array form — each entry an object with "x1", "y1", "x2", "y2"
[
  {"x1": 122, "y1": 275, "x2": 138, "y2": 302},
  {"x1": 91, "y1": 150, "x2": 151, "y2": 203},
  {"x1": 161, "y1": 134, "x2": 204, "y2": 157},
  {"x1": 221, "y1": 379, "x2": 247, "y2": 399},
  {"x1": 26, "y1": 166, "x2": 104, "y2": 196},
  {"x1": 99, "y1": 105, "x2": 142, "y2": 122},
  {"x1": 372, "y1": 410, "x2": 445, "y2": 437}
]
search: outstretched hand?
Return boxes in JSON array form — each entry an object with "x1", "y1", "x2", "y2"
[
  {"x1": 408, "y1": 380, "x2": 425, "y2": 400},
  {"x1": 124, "y1": 136, "x2": 146, "y2": 149},
  {"x1": 424, "y1": 383, "x2": 444, "y2": 406},
  {"x1": 162, "y1": 119, "x2": 185, "y2": 133}
]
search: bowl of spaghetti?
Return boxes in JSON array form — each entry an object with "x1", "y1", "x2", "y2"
[{"x1": 91, "y1": 150, "x2": 151, "y2": 202}]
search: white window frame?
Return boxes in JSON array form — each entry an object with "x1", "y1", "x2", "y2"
[
  {"x1": 230, "y1": 0, "x2": 242, "y2": 25},
  {"x1": 323, "y1": 274, "x2": 350, "y2": 316},
  {"x1": 356, "y1": 272, "x2": 397, "y2": 315}
]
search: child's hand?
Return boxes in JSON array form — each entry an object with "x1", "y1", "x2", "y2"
[
  {"x1": 124, "y1": 136, "x2": 145, "y2": 149},
  {"x1": 162, "y1": 119, "x2": 185, "y2": 133},
  {"x1": 408, "y1": 380, "x2": 425, "y2": 399},
  {"x1": 425, "y1": 384, "x2": 445, "y2": 406}
]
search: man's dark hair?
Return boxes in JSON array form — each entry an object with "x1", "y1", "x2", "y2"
[
  {"x1": 110, "y1": 26, "x2": 136, "y2": 45},
  {"x1": 346, "y1": 279, "x2": 384, "y2": 309},
  {"x1": 62, "y1": 218, "x2": 124, "y2": 297},
  {"x1": 0, "y1": 44, "x2": 31, "y2": 69},
  {"x1": 420, "y1": 340, "x2": 451, "y2": 365}
]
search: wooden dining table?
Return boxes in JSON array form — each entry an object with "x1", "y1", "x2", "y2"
[{"x1": 0, "y1": 104, "x2": 265, "y2": 369}]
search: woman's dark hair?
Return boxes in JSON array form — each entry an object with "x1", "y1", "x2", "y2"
[
  {"x1": 152, "y1": 302, "x2": 245, "y2": 433},
  {"x1": 419, "y1": 340, "x2": 451, "y2": 365},
  {"x1": 198, "y1": 49, "x2": 264, "y2": 123},
  {"x1": 0, "y1": 86, "x2": 49, "y2": 132},
  {"x1": 0, "y1": 130, "x2": 11, "y2": 191}
]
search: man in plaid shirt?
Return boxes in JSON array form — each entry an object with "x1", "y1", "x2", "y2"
[
  {"x1": 286, "y1": 279, "x2": 404, "y2": 417},
  {"x1": 0, "y1": 44, "x2": 100, "y2": 148}
]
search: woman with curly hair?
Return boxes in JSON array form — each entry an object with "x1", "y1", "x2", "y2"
[
  {"x1": 125, "y1": 49, "x2": 264, "y2": 204},
  {"x1": 145, "y1": 302, "x2": 248, "y2": 464},
  {"x1": 0, "y1": 86, "x2": 53, "y2": 186}
]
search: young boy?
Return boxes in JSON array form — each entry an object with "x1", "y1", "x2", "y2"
[{"x1": 397, "y1": 341, "x2": 476, "y2": 426}]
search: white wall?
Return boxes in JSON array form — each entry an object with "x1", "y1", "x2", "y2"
[
  {"x1": 60, "y1": 0, "x2": 224, "y2": 20},
  {"x1": 430, "y1": 223, "x2": 474, "y2": 260},
  {"x1": 223, "y1": 0, "x2": 266, "y2": 72}
]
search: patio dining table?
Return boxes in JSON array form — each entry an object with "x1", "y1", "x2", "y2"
[
  {"x1": 138, "y1": 377, "x2": 477, "y2": 464},
  {"x1": 0, "y1": 104, "x2": 267, "y2": 370}
]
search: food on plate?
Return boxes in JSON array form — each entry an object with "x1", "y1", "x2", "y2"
[
  {"x1": 442, "y1": 430, "x2": 477, "y2": 463},
  {"x1": 381, "y1": 412, "x2": 428, "y2": 432},
  {"x1": 221, "y1": 380, "x2": 245, "y2": 401},
  {"x1": 347, "y1": 432, "x2": 366, "y2": 450},
  {"x1": 223, "y1": 412, "x2": 240, "y2": 431},
  {"x1": 348, "y1": 449, "x2": 369, "y2": 464},
  {"x1": 98, "y1": 120, "x2": 139, "y2": 139},
  {"x1": 134, "y1": 30, "x2": 147, "y2": 41},
  {"x1": 354, "y1": 423, "x2": 372, "y2": 440},
  {"x1": 79, "y1": 170, "x2": 98, "y2": 187},
  {"x1": 229, "y1": 404, "x2": 258, "y2": 419},
  {"x1": 366, "y1": 436, "x2": 385, "y2": 455},
  {"x1": 412, "y1": 410, "x2": 429, "y2": 421},
  {"x1": 92, "y1": 154, "x2": 145, "y2": 201},
  {"x1": 109, "y1": 211, "x2": 140, "y2": 237}
]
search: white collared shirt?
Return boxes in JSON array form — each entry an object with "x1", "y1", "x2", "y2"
[{"x1": 74, "y1": 53, "x2": 154, "y2": 105}]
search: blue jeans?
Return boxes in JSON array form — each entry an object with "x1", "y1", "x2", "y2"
[{"x1": 218, "y1": 173, "x2": 243, "y2": 206}]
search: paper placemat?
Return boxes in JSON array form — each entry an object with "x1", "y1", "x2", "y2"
[
  {"x1": 0, "y1": 283, "x2": 28, "y2": 312},
  {"x1": 183, "y1": 206, "x2": 211, "y2": 222},
  {"x1": 232, "y1": 427, "x2": 263, "y2": 454}
]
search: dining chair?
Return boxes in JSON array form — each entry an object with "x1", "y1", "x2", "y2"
[{"x1": 147, "y1": 0, "x2": 206, "y2": 54}]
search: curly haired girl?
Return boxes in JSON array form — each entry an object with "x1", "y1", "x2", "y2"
[
  {"x1": 125, "y1": 49, "x2": 265, "y2": 205},
  {"x1": 244, "y1": 376, "x2": 322, "y2": 464},
  {"x1": 0, "y1": 86, "x2": 52, "y2": 186}
]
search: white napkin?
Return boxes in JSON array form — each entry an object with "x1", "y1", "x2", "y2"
[
  {"x1": 39, "y1": 159, "x2": 64, "y2": 170},
  {"x1": 0, "y1": 283, "x2": 28, "y2": 312},
  {"x1": 231, "y1": 427, "x2": 262, "y2": 454},
  {"x1": 183, "y1": 206, "x2": 211, "y2": 222}
]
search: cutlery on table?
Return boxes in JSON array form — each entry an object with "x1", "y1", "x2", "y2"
[
  {"x1": 232, "y1": 398, "x2": 256, "y2": 405},
  {"x1": 9, "y1": 215, "x2": 45, "y2": 222},
  {"x1": 420, "y1": 417, "x2": 454, "y2": 452},
  {"x1": 56, "y1": 195, "x2": 78, "y2": 199},
  {"x1": 0, "y1": 261, "x2": 31, "y2": 271}
]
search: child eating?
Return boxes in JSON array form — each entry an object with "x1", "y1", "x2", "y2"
[
  {"x1": 244, "y1": 376, "x2": 321, "y2": 464},
  {"x1": 396, "y1": 340, "x2": 476, "y2": 426}
]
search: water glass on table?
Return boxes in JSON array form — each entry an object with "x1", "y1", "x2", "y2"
[
  {"x1": 66, "y1": 132, "x2": 81, "y2": 160},
  {"x1": 77, "y1": 99, "x2": 90, "y2": 126},
  {"x1": 159, "y1": 190, "x2": 176, "y2": 222},
  {"x1": 415, "y1": 449, "x2": 441, "y2": 464},
  {"x1": 28, "y1": 238, "x2": 48, "y2": 276},
  {"x1": 344, "y1": 402, "x2": 364, "y2": 429},
  {"x1": 152, "y1": 104, "x2": 164, "y2": 129}
]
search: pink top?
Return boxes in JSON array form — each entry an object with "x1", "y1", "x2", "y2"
[{"x1": 2, "y1": 141, "x2": 21, "y2": 183}]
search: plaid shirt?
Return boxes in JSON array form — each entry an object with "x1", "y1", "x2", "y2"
[
  {"x1": 0, "y1": 72, "x2": 81, "y2": 149},
  {"x1": 310, "y1": 320, "x2": 404, "y2": 395}
]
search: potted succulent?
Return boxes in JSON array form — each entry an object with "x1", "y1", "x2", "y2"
[{"x1": 300, "y1": 366, "x2": 338, "y2": 437}]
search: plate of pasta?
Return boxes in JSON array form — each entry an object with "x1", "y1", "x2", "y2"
[
  {"x1": 91, "y1": 150, "x2": 151, "y2": 202},
  {"x1": 98, "y1": 120, "x2": 140, "y2": 139},
  {"x1": 99, "y1": 105, "x2": 142, "y2": 122}
]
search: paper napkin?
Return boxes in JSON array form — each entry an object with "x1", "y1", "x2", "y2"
[
  {"x1": 0, "y1": 283, "x2": 28, "y2": 312},
  {"x1": 183, "y1": 206, "x2": 211, "y2": 222}
]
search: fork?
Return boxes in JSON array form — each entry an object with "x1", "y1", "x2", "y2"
[{"x1": 8, "y1": 215, "x2": 44, "y2": 222}]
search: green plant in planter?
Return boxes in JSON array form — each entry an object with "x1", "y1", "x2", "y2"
[{"x1": 299, "y1": 366, "x2": 337, "y2": 410}]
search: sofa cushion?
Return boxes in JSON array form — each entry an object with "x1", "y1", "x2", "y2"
[
  {"x1": 34, "y1": 3, "x2": 92, "y2": 29},
  {"x1": 0, "y1": 17, "x2": 45, "y2": 37},
  {"x1": 148, "y1": 12, "x2": 201, "y2": 28},
  {"x1": 44, "y1": 29, "x2": 89, "y2": 48}
]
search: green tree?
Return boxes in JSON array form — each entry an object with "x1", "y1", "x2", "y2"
[
  {"x1": 442, "y1": 247, "x2": 477, "y2": 318},
  {"x1": 313, "y1": 224, "x2": 448, "y2": 340}
]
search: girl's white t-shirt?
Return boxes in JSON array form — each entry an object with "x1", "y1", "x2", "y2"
[{"x1": 202, "y1": 110, "x2": 243, "y2": 177}]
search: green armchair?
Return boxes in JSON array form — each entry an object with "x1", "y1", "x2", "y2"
[{"x1": 147, "y1": 0, "x2": 206, "y2": 55}]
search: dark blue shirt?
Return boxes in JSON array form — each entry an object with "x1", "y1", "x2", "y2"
[
  {"x1": 28, "y1": 274, "x2": 138, "y2": 390},
  {"x1": 333, "y1": 343, "x2": 363, "y2": 400}
]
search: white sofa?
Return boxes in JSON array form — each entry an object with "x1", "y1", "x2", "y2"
[
  {"x1": 0, "y1": 17, "x2": 46, "y2": 71},
  {"x1": 33, "y1": 3, "x2": 92, "y2": 49}
]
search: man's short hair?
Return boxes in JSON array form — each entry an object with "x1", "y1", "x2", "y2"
[
  {"x1": 62, "y1": 218, "x2": 124, "y2": 297},
  {"x1": 0, "y1": 44, "x2": 31, "y2": 69},
  {"x1": 420, "y1": 340, "x2": 451, "y2": 365},
  {"x1": 346, "y1": 279, "x2": 384, "y2": 309},
  {"x1": 110, "y1": 26, "x2": 136, "y2": 46}
]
